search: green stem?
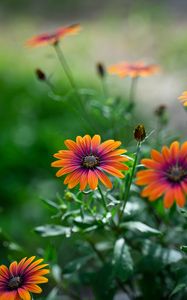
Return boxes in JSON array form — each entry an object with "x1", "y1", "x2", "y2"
[
  {"x1": 98, "y1": 185, "x2": 108, "y2": 212},
  {"x1": 129, "y1": 76, "x2": 138, "y2": 104},
  {"x1": 119, "y1": 141, "x2": 141, "y2": 222},
  {"x1": 53, "y1": 43, "x2": 97, "y2": 133},
  {"x1": 53, "y1": 43, "x2": 77, "y2": 91}
]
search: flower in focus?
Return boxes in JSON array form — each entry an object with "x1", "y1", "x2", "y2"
[
  {"x1": 51, "y1": 135, "x2": 129, "y2": 191},
  {"x1": 108, "y1": 61, "x2": 159, "y2": 78},
  {"x1": 178, "y1": 91, "x2": 187, "y2": 107},
  {"x1": 136, "y1": 141, "x2": 187, "y2": 208},
  {"x1": 26, "y1": 23, "x2": 81, "y2": 47},
  {"x1": 0, "y1": 256, "x2": 49, "y2": 300}
]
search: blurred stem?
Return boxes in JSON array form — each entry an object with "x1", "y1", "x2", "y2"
[
  {"x1": 119, "y1": 141, "x2": 141, "y2": 222},
  {"x1": 129, "y1": 76, "x2": 138, "y2": 106},
  {"x1": 53, "y1": 43, "x2": 97, "y2": 133},
  {"x1": 98, "y1": 185, "x2": 108, "y2": 212},
  {"x1": 45, "y1": 78, "x2": 57, "y2": 95},
  {"x1": 53, "y1": 42, "x2": 77, "y2": 91},
  {"x1": 101, "y1": 78, "x2": 108, "y2": 98}
]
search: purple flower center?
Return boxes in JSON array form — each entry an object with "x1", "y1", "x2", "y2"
[
  {"x1": 8, "y1": 276, "x2": 22, "y2": 290},
  {"x1": 82, "y1": 155, "x2": 99, "y2": 168},
  {"x1": 166, "y1": 165, "x2": 187, "y2": 183}
]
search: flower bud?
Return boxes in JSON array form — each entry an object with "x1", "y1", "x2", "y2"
[
  {"x1": 96, "y1": 62, "x2": 105, "y2": 78},
  {"x1": 35, "y1": 69, "x2": 46, "y2": 81},
  {"x1": 134, "y1": 124, "x2": 146, "y2": 142},
  {"x1": 65, "y1": 191, "x2": 74, "y2": 202},
  {"x1": 154, "y1": 105, "x2": 166, "y2": 117}
]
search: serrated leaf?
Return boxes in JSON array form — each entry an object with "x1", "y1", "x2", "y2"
[
  {"x1": 113, "y1": 238, "x2": 133, "y2": 281},
  {"x1": 121, "y1": 221, "x2": 162, "y2": 236}
]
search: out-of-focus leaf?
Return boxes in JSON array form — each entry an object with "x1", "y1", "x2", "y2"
[
  {"x1": 113, "y1": 238, "x2": 134, "y2": 281},
  {"x1": 120, "y1": 221, "x2": 162, "y2": 236},
  {"x1": 35, "y1": 224, "x2": 78, "y2": 237},
  {"x1": 137, "y1": 240, "x2": 183, "y2": 273},
  {"x1": 51, "y1": 264, "x2": 62, "y2": 283},
  {"x1": 180, "y1": 245, "x2": 187, "y2": 253},
  {"x1": 93, "y1": 263, "x2": 116, "y2": 300},
  {"x1": 170, "y1": 283, "x2": 186, "y2": 297},
  {"x1": 46, "y1": 287, "x2": 59, "y2": 300},
  {"x1": 42, "y1": 198, "x2": 60, "y2": 210},
  {"x1": 63, "y1": 256, "x2": 91, "y2": 275}
]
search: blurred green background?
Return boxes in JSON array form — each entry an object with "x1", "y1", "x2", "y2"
[{"x1": 1, "y1": 0, "x2": 187, "y2": 262}]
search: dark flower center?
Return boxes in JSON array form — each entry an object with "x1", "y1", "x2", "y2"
[
  {"x1": 8, "y1": 276, "x2": 22, "y2": 290},
  {"x1": 82, "y1": 155, "x2": 99, "y2": 168},
  {"x1": 167, "y1": 165, "x2": 187, "y2": 183}
]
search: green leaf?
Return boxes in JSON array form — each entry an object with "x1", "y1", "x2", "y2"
[
  {"x1": 120, "y1": 221, "x2": 162, "y2": 237},
  {"x1": 113, "y1": 238, "x2": 134, "y2": 281},
  {"x1": 93, "y1": 263, "x2": 116, "y2": 300},
  {"x1": 180, "y1": 245, "x2": 187, "y2": 253},
  {"x1": 35, "y1": 224, "x2": 78, "y2": 237},
  {"x1": 170, "y1": 283, "x2": 186, "y2": 297}
]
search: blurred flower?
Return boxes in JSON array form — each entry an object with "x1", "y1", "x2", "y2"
[
  {"x1": 96, "y1": 62, "x2": 106, "y2": 78},
  {"x1": 26, "y1": 24, "x2": 81, "y2": 47},
  {"x1": 178, "y1": 91, "x2": 187, "y2": 107},
  {"x1": 108, "y1": 61, "x2": 159, "y2": 78},
  {"x1": 134, "y1": 124, "x2": 146, "y2": 142},
  {"x1": 35, "y1": 69, "x2": 46, "y2": 81},
  {"x1": 136, "y1": 141, "x2": 187, "y2": 208},
  {"x1": 0, "y1": 256, "x2": 49, "y2": 300},
  {"x1": 51, "y1": 134, "x2": 129, "y2": 191}
]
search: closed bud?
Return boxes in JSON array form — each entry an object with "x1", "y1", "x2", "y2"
[
  {"x1": 96, "y1": 62, "x2": 105, "y2": 78},
  {"x1": 155, "y1": 105, "x2": 166, "y2": 117},
  {"x1": 35, "y1": 69, "x2": 46, "y2": 81},
  {"x1": 134, "y1": 124, "x2": 146, "y2": 142},
  {"x1": 65, "y1": 191, "x2": 74, "y2": 202}
]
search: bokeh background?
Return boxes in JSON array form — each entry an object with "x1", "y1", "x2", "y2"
[{"x1": 1, "y1": 0, "x2": 187, "y2": 267}]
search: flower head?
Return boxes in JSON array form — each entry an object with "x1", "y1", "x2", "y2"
[
  {"x1": 26, "y1": 24, "x2": 81, "y2": 47},
  {"x1": 178, "y1": 91, "x2": 187, "y2": 107},
  {"x1": 108, "y1": 61, "x2": 159, "y2": 78},
  {"x1": 51, "y1": 135, "x2": 129, "y2": 191},
  {"x1": 0, "y1": 256, "x2": 49, "y2": 300},
  {"x1": 136, "y1": 141, "x2": 187, "y2": 208}
]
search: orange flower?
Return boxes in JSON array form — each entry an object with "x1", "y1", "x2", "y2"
[
  {"x1": 108, "y1": 61, "x2": 159, "y2": 78},
  {"x1": 26, "y1": 23, "x2": 81, "y2": 47},
  {"x1": 51, "y1": 134, "x2": 129, "y2": 191},
  {"x1": 136, "y1": 141, "x2": 187, "y2": 208},
  {"x1": 0, "y1": 256, "x2": 49, "y2": 300},
  {"x1": 178, "y1": 91, "x2": 187, "y2": 107}
]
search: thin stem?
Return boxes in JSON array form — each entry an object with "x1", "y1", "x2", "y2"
[
  {"x1": 101, "y1": 78, "x2": 108, "y2": 99},
  {"x1": 97, "y1": 186, "x2": 118, "y2": 230},
  {"x1": 119, "y1": 141, "x2": 141, "y2": 222},
  {"x1": 129, "y1": 76, "x2": 138, "y2": 106},
  {"x1": 53, "y1": 43, "x2": 98, "y2": 133},
  {"x1": 53, "y1": 42, "x2": 77, "y2": 91},
  {"x1": 98, "y1": 185, "x2": 108, "y2": 212}
]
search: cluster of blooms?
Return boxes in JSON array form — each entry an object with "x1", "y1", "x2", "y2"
[{"x1": 2, "y1": 22, "x2": 187, "y2": 300}]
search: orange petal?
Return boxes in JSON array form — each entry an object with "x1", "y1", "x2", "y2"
[
  {"x1": 91, "y1": 135, "x2": 101, "y2": 151},
  {"x1": 88, "y1": 170, "x2": 98, "y2": 190},
  {"x1": 163, "y1": 190, "x2": 175, "y2": 208},
  {"x1": 18, "y1": 288, "x2": 31, "y2": 300},
  {"x1": 95, "y1": 169, "x2": 113, "y2": 189},
  {"x1": 79, "y1": 171, "x2": 88, "y2": 191},
  {"x1": 101, "y1": 166, "x2": 124, "y2": 178},
  {"x1": 174, "y1": 186, "x2": 186, "y2": 207}
]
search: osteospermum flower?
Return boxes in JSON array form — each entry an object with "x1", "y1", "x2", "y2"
[
  {"x1": 178, "y1": 91, "x2": 187, "y2": 107},
  {"x1": 26, "y1": 23, "x2": 81, "y2": 47},
  {"x1": 136, "y1": 141, "x2": 187, "y2": 208},
  {"x1": 51, "y1": 135, "x2": 129, "y2": 191},
  {"x1": 108, "y1": 61, "x2": 159, "y2": 78},
  {"x1": 0, "y1": 256, "x2": 49, "y2": 300}
]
